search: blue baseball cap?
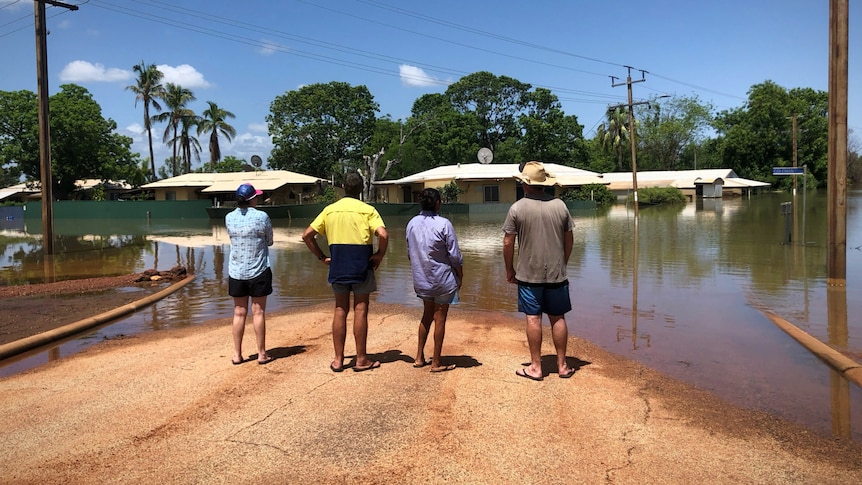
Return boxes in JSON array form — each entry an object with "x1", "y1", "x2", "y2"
[{"x1": 236, "y1": 183, "x2": 262, "y2": 201}]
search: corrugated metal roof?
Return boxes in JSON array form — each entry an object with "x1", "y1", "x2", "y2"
[
  {"x1": 377, "y1": 163, "x2": 601, "y2": 185},
  {"x1": 142, "y1": 170, "x2": 325, "y2": 192}
]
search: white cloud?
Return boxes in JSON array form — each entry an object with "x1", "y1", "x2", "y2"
[
  {"x1": 399, "y1": 64, "x2": 447, "y2": 87},
  {"x1": 225, "y1": 132, "x2": 274, "y2": 162},
  {"x1": 257, "y1": 39, "x2": 285, "y2": 56},
  {"x1": 156, "y1": 64, "x2": 211, "y2": 89},
  {"x1": 248, "y1": 122, "x2": 268, "y2": 134},
  {"x1": 59, "y1": 60, "x2": 132, "y2": 83}
]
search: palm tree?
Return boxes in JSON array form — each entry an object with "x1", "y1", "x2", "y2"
[
  {"x1": 126, "y1": 62, "x2": 164, "y2": 180},
  {"x1": 177, "y1": 112, "x2": 202, "y2": 173},
  {"x1": 597, "y1": 107, "x2": 630, "y2": 171},
  {"x1": 153, "y1": 83, "x2": 195, "y2": 174},
  {"x1": 198, "y1": 101, "x2": 237, "y2": 166}
]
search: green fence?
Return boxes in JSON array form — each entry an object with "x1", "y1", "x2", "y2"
[{"x1": 23, "y1": 200, "x2": 212, "y2": 221}]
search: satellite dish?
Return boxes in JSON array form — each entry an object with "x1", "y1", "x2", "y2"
[
  {"x1": 250, "y1": 155, "x2": 262, "y2": 168},
  {"x1": 477, "y1": 147, "x2": 493, "y2": 164}
]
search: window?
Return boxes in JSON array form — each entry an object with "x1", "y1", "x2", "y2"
[
  {"x1": 165, "y1": 191, "x2": 177, "y2": 201},
  {"x1": 484, "y1": 185, "x2": 499, "y2": 202}
]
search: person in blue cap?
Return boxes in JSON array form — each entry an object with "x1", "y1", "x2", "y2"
[{"x1": 225, "y1": 183, "x2": 274, "y2": 365}]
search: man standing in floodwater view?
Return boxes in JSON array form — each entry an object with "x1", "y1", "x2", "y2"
[
  {"x1": 503, "y1": 161, "x2": 576, "y2": 381},
  {"x1": 302, "y1": 172, "x2": 388, "y2": 373}
]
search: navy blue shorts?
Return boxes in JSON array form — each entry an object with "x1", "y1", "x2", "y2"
[
  {"x1": 228, "y1": 267, "x2": 273, "y2": 298},
  {"x1": 517, "y1": 280, "x2": 571, "y2": 316}
]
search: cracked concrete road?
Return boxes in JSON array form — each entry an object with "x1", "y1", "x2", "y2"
[{"x1": 1, "y1": 302, "x2": 860, "y2": 484}]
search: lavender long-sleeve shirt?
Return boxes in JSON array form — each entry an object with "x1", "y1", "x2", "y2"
[{"x1": 406, "y1": 210, "x2": 463, "y2": 297}]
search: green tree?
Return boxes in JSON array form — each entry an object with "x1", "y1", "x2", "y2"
[
  {"x1": 126, "y1": 61, "x2": 164, "y2": 181},
  {"x1": 636, "y1": 95, "x2": 714, "y2": 171},
  {"x1": 267, "y1": 81, "x2": 379, "y2": 179},
  {"x1": 561, "y1": 183, "x2": 616, "y2": 206},
  {"x1": 446, "y1": 71, "x2": 531, "y2": 154},
  {"x1": 3, "y1": 85, "x2": 143, "y2": 199},
  {"x1": 595, "y1": 107, "x2": 630, "y2": 171},
  {"x1": 199, "y1": 155, "x2": 245, "y2": 173},
  {"x1": 0, "y1": 90, "x2": 35, "y2": 187},
  {"x1": 158, "y1": 156, "x2": 182, "y2": 179},
  {"x1": 198, "y1": 101, "x2": 236, "y2": 165},
  {"x1": 153, "y1": 83, "x2": 195, "y2": 174},
  {"x1": 409, "y1": 92, "x2": 481, "y2": 169},
  {"x1": 518, "y1": 87, "x2": 586, "y2": 166},
  {"x1": 712, "y1": 81, "x2": 827, "y2": 186}
]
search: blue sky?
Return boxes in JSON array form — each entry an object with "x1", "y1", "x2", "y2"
[{"x1": 1, "y1": 0, "x2": 859, "y2": 173}]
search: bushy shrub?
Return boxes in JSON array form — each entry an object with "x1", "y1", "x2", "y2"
[
  {"x1": 438, "y1": 181, "x2": 464, "y2": 203},
  {"x1": 307, "y1": 185, "x2": 337, "y2": 204},
  {"x1": 561, "y1": 183, "x2": 616, "y2": 206},
  {"x1": 627, "y1": 187, "x2": 686, "y2": 204}
]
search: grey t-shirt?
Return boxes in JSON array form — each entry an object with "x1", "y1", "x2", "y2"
[{"x1": 502, "y1": 193, "x2": 573, "y2": 284}]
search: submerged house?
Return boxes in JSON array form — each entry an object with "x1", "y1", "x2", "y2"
[
  {"x1": 0, "y1": 179, "x2": 134, "y2": 202},
  {"x1": 141, "y1": 170, "x2": 329, "y2": 206},
  {"x1": 374, "y1": 163, "x2": 607, "y2": 204},
  {"x1": 599, "y1": 169, "x2": 770, "y2": 200}
]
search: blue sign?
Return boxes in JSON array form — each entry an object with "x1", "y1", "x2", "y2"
[{"x1": 772, "y1": 167, "x2": 804, "y2": 175}]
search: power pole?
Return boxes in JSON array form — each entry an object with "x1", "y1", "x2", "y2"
[
  {"x1": 34, "y1": 0, "x2": 78, "y2": 256},
  {"x1": 827, "y1": 0, "x2": 848, "y2": 285},
  {"x1": 790, "y1": 113, "x2": 799, "y2": 195},
  {"x1": 611, "y1": 67, "x2": 647, "y2": 219}
]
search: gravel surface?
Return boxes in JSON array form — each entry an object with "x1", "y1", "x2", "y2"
[{"x1": 1, "y1": 303, "x2": 860, "y2": 483}]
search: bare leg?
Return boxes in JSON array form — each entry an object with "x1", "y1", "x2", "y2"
[
  {"x1": 251, "y1": 296, "x2": 268, "y2": 361},
  {"x1": 549, "y1": 314, "x2": 573, "y2": 376},
  {"x1": 523, "y1": 314, "x2": 544, "y2": 379},
  {"x1": 331, "y1": 292, "x2": 350, "y2": 369},
  {"x1": 232, "y1": 296, "x2": 249, "y2": 363},
  {"x1": 415, "y1": 300, "x2": 435, "y2": 366},
  {"x1": 430, "y1": 303, "x2": 450, "y2": 370},
  {"x1": 352, "y1": 293, "x2": 377, "y2": 368}
]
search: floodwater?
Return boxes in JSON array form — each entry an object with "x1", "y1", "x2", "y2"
[{"x1": 1, "y1": 190, "x2": 861, "y2": 440}]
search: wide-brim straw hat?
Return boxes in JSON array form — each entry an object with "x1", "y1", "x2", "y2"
[{"x1": 514, "y1": 161, "x2": 558, "y2": 186}]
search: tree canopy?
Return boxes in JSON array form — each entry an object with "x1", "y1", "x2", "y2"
[
  {"x1": 0, "y1": 85, "x2": 144, "y2": 199},
  {"x1": 267, "y1": 81, "x2": 379, "y2": 179}
]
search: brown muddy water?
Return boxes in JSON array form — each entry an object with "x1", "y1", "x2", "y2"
[{"x1": 1, "y1": 190, "x2": 861, "y2": 440}]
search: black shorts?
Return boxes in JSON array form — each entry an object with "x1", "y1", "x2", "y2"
[{"x1": 228, "y1": 267, "x2": 273, "y2": 298}]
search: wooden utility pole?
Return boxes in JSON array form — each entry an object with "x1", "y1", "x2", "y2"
[
  {"x1": 827, "y1": 0, "x2": 848, "y2": 285},
  {"x1": 611, "y1": 67, "x2": 646, "y2": 220},
  {"x1": 34, "y1": 0, "x2": 78, "y2": 256},
  {"x1": 790, "y1": 113, "x2": 799, "y2": 195}
]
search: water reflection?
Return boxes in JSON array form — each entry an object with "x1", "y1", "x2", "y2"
[{"x1": 1, "y1": 192, "x2": 861, "y2": 440}]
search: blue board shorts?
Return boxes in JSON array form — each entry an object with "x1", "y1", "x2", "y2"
[{"x1": 517, "y1": 279, "x2": 571, "y2": 316}]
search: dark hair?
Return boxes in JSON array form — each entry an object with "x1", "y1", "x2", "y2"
[
  {"x1": 343, "y1": 172, "x2": 364, "y2": 198},
  {"x1": 236, "y1": 195, "x2": 250, "y2": 207},
  {"x1": 418, "y1": 188, "x2": 441, "y2": 211}
]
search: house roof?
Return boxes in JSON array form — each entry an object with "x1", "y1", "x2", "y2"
[
  {"x1": 600, "y1": 169, "x2": 770, "y2": 190},
  {"x1": 377, "y1": 163, "x2": 606, "y2": 186},
  {"x1": 0, "y1": 180, "x2": 131, "y2": 201},
  {"x1": 141, "y1": 170, "x2": 326, "y2": 193}
]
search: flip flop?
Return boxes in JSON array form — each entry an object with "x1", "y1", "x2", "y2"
[
  {"x1": 413, "y1": 359, "x2": 431, "y2": 368},
  {"x1": 330, "y1": 363, "x2": 345, "y2": 373},
  {"x1": 516, "y1": 368, "x2": 543, "y2": 381},
  {"x1": 257, "y1": 356, "x2": 274, "y2": 365},
  {"x1": 231, "y1": 358, "x2": 245, "y2": 365},
  {"x1": 353, "y1": 361, "x2": 380, "y2": 372},
  {"x1": 430, "y1": 364, "x2": 456, "y2": 373},
  {"x1": 559, "y1": 368, "x2": 576, "y2": 379}
]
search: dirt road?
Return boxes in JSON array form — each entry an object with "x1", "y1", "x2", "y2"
[{"x1": 1, "y1": 303, "x2": 860, "y2": 484}]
